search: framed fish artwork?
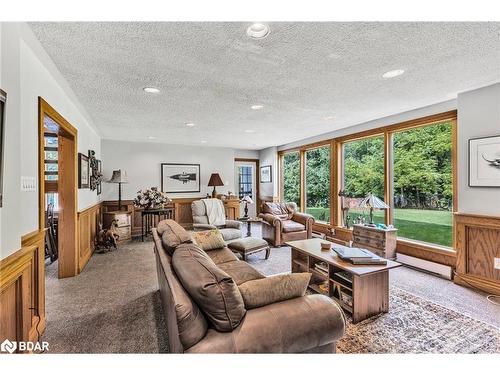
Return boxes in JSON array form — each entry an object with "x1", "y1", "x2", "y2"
[
  {"x1": 469, "y1": 135, "x2": 500, "y2": 187},
  {"x1": 161, "y1": 163, "x2": 201, "y2": 193}
]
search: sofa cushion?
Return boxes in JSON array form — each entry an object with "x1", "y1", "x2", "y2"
[
  {"x1": 192, "y1": 229, "x2": 226, "y2": 251},
  {"x1": 238, "y1": 273, "x2": 311, "y2": 309},
  {"x1": 218, "y1": 261, "x2": 265, "y2": 285},
  {"x1": 219, "y1": 228, "x2": 242, "y2": 241},
  {"x1": 205, "y1": 247, "x2": 239, "y2": 265},
  {"x1": 156, "y1": 219, "x2": 192, "y2": 255},
  {"x1": 172, "y1": 244, "x2": 246, "y2": 332},
  {"x1": 281, "y1": 220, "x2": 306, "y2": 233}
]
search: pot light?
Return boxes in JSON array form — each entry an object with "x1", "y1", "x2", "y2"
[
  {"x1": 147, "y1": 136, "x2": 157, "y2": 140},
  {"x1": 251, "y1": 104, "x2": 264, "y2": 110},
  {"x1": 246, "y1": 23, "x2": 270, "y2": 39},
  {"x1": 201, "y1": 140, "x2": 207, "y2": 144},
  {"x1": 324, "y1": 116, "x2": 334, "y2": 120},
  {"x1": 382, "y1": 69, "x2": 405, "y2": 79},
  {"x1": 185, "y1": 123, "x2": 195, "y2": 127},
  {"x1": 143, "y1": 87, "x2": 160, "y2": 94},
  {"x1": 244, "y1": 129, "x2": 255, "y2": 133}
]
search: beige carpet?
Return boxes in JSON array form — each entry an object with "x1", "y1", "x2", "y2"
[{"x1": 43, "y1": 239, "x2": 499, "y2": 353}]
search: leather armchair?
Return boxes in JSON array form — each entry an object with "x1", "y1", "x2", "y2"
[
  {"x1": 258, "y1": 202, "x2": 314, "y2": 247},
  {"x1": 191, "y1": 200, "x2": 243, "y2": 243}
]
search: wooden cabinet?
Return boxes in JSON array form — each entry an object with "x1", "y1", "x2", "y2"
[
  {"x1": 103, "y1": 211, "x2": 132, "y2": 242},
  {"x1": 352, "y1": 224, "x2": 398, "y2": 259},
  {"x1": 223, "y1": 198, "x2": 240, "y2": 220}
]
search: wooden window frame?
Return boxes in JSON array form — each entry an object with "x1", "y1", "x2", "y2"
[{"x1": 277, "y1": 110, "x2": 458, "y2": 257}]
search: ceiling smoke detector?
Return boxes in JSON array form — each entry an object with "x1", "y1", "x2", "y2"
[{"x1": 246, "y1": 23, "x2": 270, "y2": 39}]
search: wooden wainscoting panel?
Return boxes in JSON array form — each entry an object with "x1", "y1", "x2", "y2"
[
  {"x1": 454, "y1": 213, "x2": 500, "y2": 294},
  {"x1": 0, "y1": 245, "x2": 36, "y2": 351},
  {"x1": 77, "y1": 202, "x2": 102, "y2": 273},
  {"x1": 20, "y1": 230, "x2": 46, "y2": 341}
]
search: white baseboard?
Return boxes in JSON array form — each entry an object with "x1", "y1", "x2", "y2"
[{"x1": 396, "y1": 253, "x2": 452, "y2": 280}]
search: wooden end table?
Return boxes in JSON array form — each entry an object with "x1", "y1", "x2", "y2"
[
  {"x1": 286, "y1": 238, "x2": 401, "y2": 323},
  {"x1": 238, "y1": 217, "x2": 263, "y2": 237},
  {"x1": 141, "y1": 208, "x2": 175, "y2": 241}
]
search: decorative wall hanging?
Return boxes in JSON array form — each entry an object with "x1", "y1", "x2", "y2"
[
  {"x1": 469, "y1": 135, "x2": 500, "y2": 187},
  {"x1": 161, "y1": 163, "x2": 200, "y2": 193},
  {"x1": 78, "y1": 153, "x2": 89, "y2": 188},
  {"x1": 0, "y1": 89, "x2": 6, "y2": 207},
  {"x1": 260, "y1": 165, "x2": 272, "y2": 183},
  {"x1": 97, "y1": 159, "x2": 102, "y2": 195},
  {"x1": 88, "y1": 149, "x2": 103, "y2": 191}
]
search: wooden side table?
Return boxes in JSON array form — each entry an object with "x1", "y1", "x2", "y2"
[
  {"x1": 141, "y1": 208, "x2": 175, "y2": 241},
  {"x1": 352, "y1": 224, "x2": 398, "y2": 259},
  {"x1": 238, "y1": 217, "x2": 263, "y2": 237}
]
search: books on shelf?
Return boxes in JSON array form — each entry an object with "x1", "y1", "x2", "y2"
[
  {"x1": 314, "y1": 262, "x2": 328, "y2": 275},
  {"x1": 333, "y1": 271, "x2": 353, "y2": 284}
]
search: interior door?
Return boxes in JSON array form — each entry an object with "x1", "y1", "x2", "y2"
[{"x1": 234, "y1": 161, "x2": 257, "y2": 218}]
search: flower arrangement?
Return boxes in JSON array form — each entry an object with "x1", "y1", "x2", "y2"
[{"x1": 133, "y1": 187, "x2": 171, "y2": 209}]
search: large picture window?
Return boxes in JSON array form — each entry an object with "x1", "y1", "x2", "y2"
[
  {"x1": 305, "y1": 146, "x2": 330, "y2": 222},
  {"x1": 343, "y1": 135, "x2": 385, "y2": 225},
  {"x1": 392, "y1": 121, "x2": 453, "y2": 247},
  {"x1": 282, "y1": 152, "x2": 300, "y2": 206}
]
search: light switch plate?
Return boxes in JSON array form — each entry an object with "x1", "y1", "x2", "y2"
[
  {"x1": 494, "y1": 258, "x2": 500, "y2": 270},
  {"x1": 21, "y1": 176, "x2": 36, "y2": 192}
]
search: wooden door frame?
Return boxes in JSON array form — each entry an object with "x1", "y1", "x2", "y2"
[
  {"x1": 234, "y1": 158, "x2": 260, "y2": 213},
  {"x1": 38, "y1": 97, "x2": 79, "y2": 278}
]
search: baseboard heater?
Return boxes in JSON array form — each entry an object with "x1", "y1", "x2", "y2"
[{"x1": 396, "y1": 253, "x2": 452, "y2": 280}]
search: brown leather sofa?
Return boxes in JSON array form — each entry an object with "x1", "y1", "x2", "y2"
[
  {"x1": 153, "y1": 221, "x2": 345, "y2": 353},
  {"x1": 259, "y1": 202, "x2": 315, "y2": 247}
]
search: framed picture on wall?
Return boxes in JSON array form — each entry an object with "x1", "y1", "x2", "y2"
[
  {"x1": 0, "y1": 89, "x2": 6, "y2": 207},
  {"x1": 469, "y1": 135, "x2": 500, "y2": 187},
  {"x1": 161, "y1": 163, "x2": 201, "y2": 193},
  {"x1": 96, "y1": 159, "x2": 102, "y2": 195},
  {"x1": 260, "y1": 165, "x2": 272, "y2": 183},
  {"x1": 78, "y1": 153, "x2": 89, "y2": 188}
]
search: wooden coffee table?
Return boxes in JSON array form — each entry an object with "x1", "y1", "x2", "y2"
[{"x1": 286, "y1": 238, "x2": 401, "y2": 323}]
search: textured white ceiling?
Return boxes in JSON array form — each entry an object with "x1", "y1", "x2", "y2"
[{"x1": 29, "y1": 22, "x2": 500, "y2": 149}]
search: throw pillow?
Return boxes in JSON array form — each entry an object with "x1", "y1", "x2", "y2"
[
  {"x1": 172, "y1": 243, "x2": 246, "y2": 332},
  {"x1": 238, "y1": 273, "x2": 311, "y2": 309},
  {"x1": 156, "y1": 219, "x2": 192, "y2": 256},
  {"x1": 191, "y1": 229, "x2": 226, "y2": 251}
]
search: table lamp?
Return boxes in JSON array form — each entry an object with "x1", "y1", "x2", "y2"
[
  {"x1": 108, "y1": 169, "x2": 128, "y2": 210},
  {"x1": 241, "y1": 195, "x2": 254, "y2": 218},
  {"x1": 358, "y1": 193, "x2": 389, "y2": 224},
  {"x1": 208, "y1": 173, "x2": 224, "y2": 198}
]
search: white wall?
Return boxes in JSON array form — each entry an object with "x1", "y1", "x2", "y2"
[
  {"x1": 234, "y1": 149, "x2": 259, "y2": 159},
  {"x1": 101, "y1": 140, "x2": 240, "y2": 200},
  {"x1": 0, "y1": 23, "x2": 101, "y2": 259},
  {"x1": 457, "y1": 83, "x2": 500, "y2": 216},
  {"x1": 259, "y1": 146, "x2": 278, "y2": 198}
]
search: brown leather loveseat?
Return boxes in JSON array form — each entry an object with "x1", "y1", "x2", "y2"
[
  {"x1": 152, "y1": 219, "x2": 345, "y2": 353},
  {"x1": 259, "y1": 202, "x2": 315, "y2": 247}
]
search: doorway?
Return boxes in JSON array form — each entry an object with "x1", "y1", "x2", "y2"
[
  {"x1": 38, "y1": 98, "x2": 78, "y2": 279},
  {"x1": 234, "y1": 158, "x2": 259, "y2": 218}
]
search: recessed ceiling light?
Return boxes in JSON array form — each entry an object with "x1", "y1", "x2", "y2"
[
  {"x1": 201, "y1": 140, "x2": 207, "y2": 144},
  {"x1": 147, "y1": 136, "x2": 157, "y2": 140},
  {"x1": 324, "y1": 116, "x2": 334, "y2": 120},
  {"x1": 246, "y1": 23, "x2": 270, "y2": 39},
  {"x1": 251, "y1": 104, "x2": 264, "y2": 110},
  {"x1": 244, "y1": 129, "x2": 255, "y2": 133},
  {"x1": 382, "y1": 69, "x2": 405, "y2": 79},
  {"x1": 143, "y1": 87, "x2": 160, "y2": 94},
  {"x1": 185, "y1": 123, "x2": 195, "y2": 127}
]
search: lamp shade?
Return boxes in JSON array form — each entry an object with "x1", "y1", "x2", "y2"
[
  {"x1": 242, "y1": 195, "x2": 254, "y2": 204},
  {"x1": 207, "y1": 173, "x2": 224, "y2": 187},
  {"x1": 358, "y1": 193, "x2": 389, "y2": 209},
  {"x1": 108, "y1": 170, "x2": 128, "y2": 184}
]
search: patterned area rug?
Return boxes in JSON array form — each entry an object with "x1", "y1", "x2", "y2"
[
  {"x1": 337, "y1": 286, "x2": 500, "y2": 354},
  {"x1": 248, "y1": 246, "x2": 500, "y2": 354}
]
